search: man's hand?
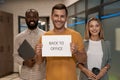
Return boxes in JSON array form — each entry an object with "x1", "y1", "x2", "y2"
[
  {"x1": 71, "y1": 43, "x2": 87, "y2": 65},
  {"x1": 23, "y1": 58, "x2": 35, "y2": 68},
  {"x1": 35, "y1": 44, "x2": 42, "y2": 55},
  {"x1": 35, "y1": 44, "x2": 44, "y2": 64},
  {"x1": 71, "y1": 43, "x2": 78, "y2": 54}
]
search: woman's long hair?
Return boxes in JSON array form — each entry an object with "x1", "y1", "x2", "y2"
[{"x1": 84, "y1": 17, "x2": 104, "y2": 40}]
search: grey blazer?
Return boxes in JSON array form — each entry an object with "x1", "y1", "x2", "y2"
[{"x1": 79, "y1": 40, "x2": 112, "y2": 80}]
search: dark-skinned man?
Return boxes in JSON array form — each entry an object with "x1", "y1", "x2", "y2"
[{"x1": 14, "y1": 9, "x2": 45, "y2": 80}]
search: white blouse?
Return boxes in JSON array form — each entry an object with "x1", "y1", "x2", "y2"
[{"x1": 87, "y1": 39, "x2": 103, "y2": 71}]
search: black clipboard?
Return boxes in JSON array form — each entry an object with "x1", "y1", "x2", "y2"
[{"x1": 18, "y1": 39, "x2": 35, "y2": 60}]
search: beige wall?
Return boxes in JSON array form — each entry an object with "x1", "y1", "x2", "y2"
[
  {"x1": 0, "y1": 0, "x2": 63, "y2": 36},
  {"x1": 63, "y1": 0, "x2": 79, "y2": 7}
]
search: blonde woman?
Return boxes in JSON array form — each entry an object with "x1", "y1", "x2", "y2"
[{"x1": 78, "y1": 17, "x2": 112, "y2": 80}]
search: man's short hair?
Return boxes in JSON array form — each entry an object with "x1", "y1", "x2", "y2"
[
  {"x1": 52, "y1": 3, "x2": 68, "y2": 16},
  {"x1": 25, "y1": 9, "x2": 39, "y2": 17}
]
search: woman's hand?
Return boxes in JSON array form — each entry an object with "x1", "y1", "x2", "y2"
[
  {"x1": 82, "y1": 68, "x2": 96, "y2": 80},
  {"x1": 95, "y1": 67, "x2": 107, "y2": 80}
]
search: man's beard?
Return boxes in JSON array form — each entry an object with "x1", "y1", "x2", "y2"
[{"x1": 27, "y1": 21, "x2": 38, "y2": 30}]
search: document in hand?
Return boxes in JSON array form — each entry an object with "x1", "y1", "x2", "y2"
[
  {"x1": 18, "y1": 39, "x2": 35, "y2": 60},
  {"x1": 42, "y1": 35, "x2": 71, "y2": 57}
]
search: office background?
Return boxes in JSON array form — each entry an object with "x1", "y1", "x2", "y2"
[{"x1": 0, "y1": 0, "x2": 120, "y2": 80}]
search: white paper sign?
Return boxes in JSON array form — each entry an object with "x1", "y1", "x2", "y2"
[{"x1": 42, "y1": 35, "x2": 71, "y2": 57}]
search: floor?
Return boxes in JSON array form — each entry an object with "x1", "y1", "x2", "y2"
[
  {"x1": 0, "y1": 73, "x2": 20, "y2": 80},
  {"x1": 0, "y1": 68, "x2": 80, "y2": 80}
]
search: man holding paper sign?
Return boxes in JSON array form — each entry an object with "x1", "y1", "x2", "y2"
[
  {"x1": 42, "y1": 35, "x2": 72, "y2": 57},
  {"x1": 35, "y1": 3, "x2": 87, "y2": 80}
]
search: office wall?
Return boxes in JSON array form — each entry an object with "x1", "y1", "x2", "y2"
[
  {"x1": 102, "y1": 16, "x2": 120, "y2": 80},
  {"x1": 63, "y1": 0, "x2": 79, "y2": 7},
  {"x1": 0, "y1": 0, "x2": 63, "y2": 35}
]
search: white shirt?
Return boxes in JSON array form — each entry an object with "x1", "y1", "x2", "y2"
[
  {"x1": 14, "y1": 27, "x2": 46, "y2": 80},
  {"x1": 87, "y1": 39, "x2": 103, "y2": 71}
]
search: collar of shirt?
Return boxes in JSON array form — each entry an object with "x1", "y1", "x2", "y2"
[{"x1": 26, "y1": 27, "x2": 39, "y2": 35}]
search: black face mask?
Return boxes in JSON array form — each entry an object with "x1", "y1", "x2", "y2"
[{"x1": 26, "y1": 20, "x2": 38, "y2": 30}]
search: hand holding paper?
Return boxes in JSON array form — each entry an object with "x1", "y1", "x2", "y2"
[
  {"x1": 42, "y1": 35, "x2": 71, "y2": 57},
  {"x1": 35, "y1": 44, "x2": 42, "y2": 55},
  {"x1": 71, "y1": 43, "x2": 78, "y2": 54},
  {"x1": 35, "y1": 44, "x2": 44, "y2": 64}
]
